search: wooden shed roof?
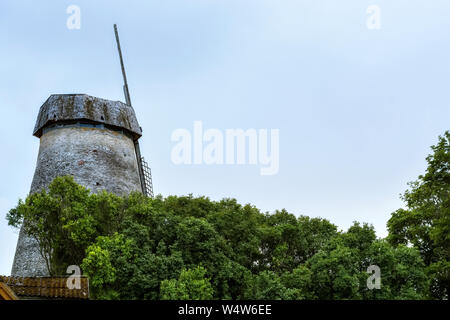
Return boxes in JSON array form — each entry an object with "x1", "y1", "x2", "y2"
[
  {"x1": 0, "y1": 276, "x2": 89, "y2": 300},
  {"x1": 0, "y1": 282, "x2": 19, "y2": 300}
]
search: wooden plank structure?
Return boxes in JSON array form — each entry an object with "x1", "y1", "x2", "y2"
[
  {"x1": 0, "y1": 276, "x2": 89, "y2": 300},
  {"x1": 0, "y1": 282, "x2": 19, "y2": 300}
]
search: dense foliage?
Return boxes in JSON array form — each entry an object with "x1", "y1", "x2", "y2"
[
  {"x1": 7, "y1": 131, "x2": 449, "y2": 299},
  {"x1": 387, "y1": 131, "x2": 450, "y2": 299}
]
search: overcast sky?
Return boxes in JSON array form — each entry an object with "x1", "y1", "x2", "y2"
[{"x1": 1, "y1": 0, "x2": 449, "y2": 275}]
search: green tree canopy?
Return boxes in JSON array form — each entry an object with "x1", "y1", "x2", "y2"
[
  {"x1": 160, "y1": 266, "x2": 214, "y2": 300},
  {"x1": 387, "y1": 131, "x2": 449, "y2": 299},
  {"x1": 7, "y1": 131, "x2": 448, "y2": 300}
]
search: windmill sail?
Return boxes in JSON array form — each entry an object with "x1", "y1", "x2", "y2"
[{"x1": 113, "y1": 24, "x2": 154, "y2": 197}]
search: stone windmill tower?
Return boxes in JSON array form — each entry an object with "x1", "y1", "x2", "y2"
[{"x1": 11, "y1": 25, "x2": 153, "y2": 276}]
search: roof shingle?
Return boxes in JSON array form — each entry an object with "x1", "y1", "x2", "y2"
[{"x1": 0, "y1": 276, "x2": 89, "y2": 300}]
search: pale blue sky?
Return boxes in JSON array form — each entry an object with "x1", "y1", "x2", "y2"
[{"x1": 1, "y1": 0, "x2": 449, "y2": 275}]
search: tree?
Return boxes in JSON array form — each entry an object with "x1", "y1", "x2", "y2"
[
  {"x1": 243, "y1": 271, "x2": 292, "y2": 300},
  {"x1": 160, "y1": 266, "x2": 214, "y2": 300},
  {"x1": 306, "y1": 244, "x2": 361, "y2": 299},
  {"x1": 304, "y1": 222, "x2": 428, "y2": 300},
  {"x1": 361, "y1": 240, "x2": 428, "y2": 299},
  {"x1": 296, "y1": 216, "x2": 338, "y2": 263},
  {"x1": 80, "y1": 238, "x2": 118, "y2": 299},
  {"x1": 9, "y1": 136, "x2": 448, "y2": 302},
  {"x1": 387, "y1": 131, "x2": 450, "y2": 299},
  {"x1": 81, "y1": 233, "x2": 136, "y2": 299},
  {"x1": 7, "y1": 176, "x2": 93, "y2": 275},
  {"x1": 280, "y1": 265, "x2": 314, "y2": 299},
  {"x1": 207, "y1": 199, "x2": 263, "y2": 271}
]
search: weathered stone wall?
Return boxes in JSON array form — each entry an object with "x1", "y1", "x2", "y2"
[
  {"x1": 31, "y1": 127, "x2": 141, "y2": 195},
  {"x1": 11, "y1": 94, "x2": 144, "y2": 277}
]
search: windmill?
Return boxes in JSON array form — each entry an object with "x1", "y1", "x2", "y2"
[{"x1": 12, "y1": 25, "x2": 155, "y2": 276}]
